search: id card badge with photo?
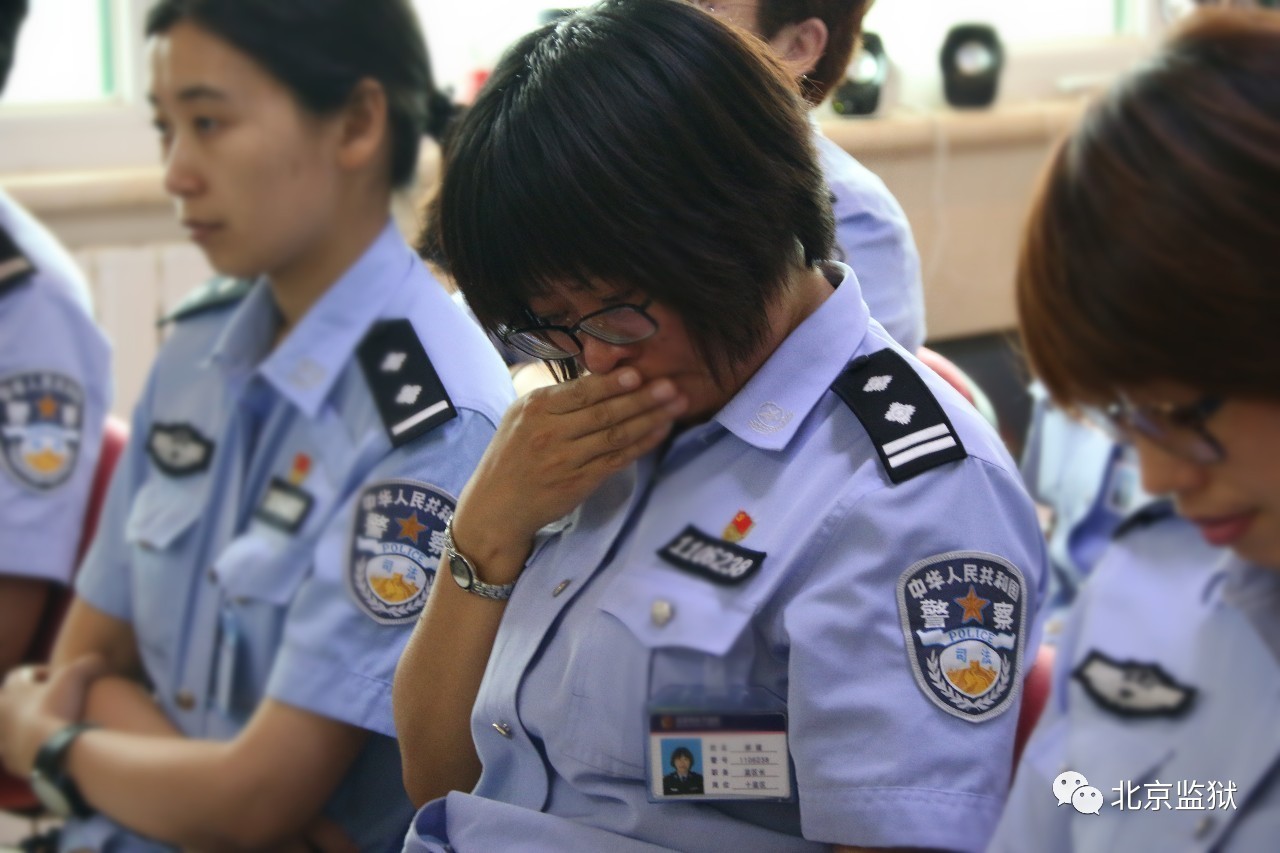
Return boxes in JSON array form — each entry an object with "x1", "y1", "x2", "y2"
[{"x1": 646, "y1": 686, "x2": 791, "y2": 803}]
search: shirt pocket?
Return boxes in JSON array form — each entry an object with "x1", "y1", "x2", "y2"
[
  {"x1": 210, "y1": 531, "x2": 314, "y2": 721},
  {"x1": 124, "y1": 475, "x2": 209, "y2": 677},
  {"x1": 557, "y1": 563, "x2": 762, "y2": 776}
]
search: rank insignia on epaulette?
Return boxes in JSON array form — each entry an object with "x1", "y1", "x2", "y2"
[
  {"x1": 0, "y1": 372, "x2": 84, "y2": 491},
  {"x1": 147, "y1": 423, "x2": 214, "y2": 477},
  {"x1": 357, "y1": 319, "x2": 456, "y2": 448},
  {"x1": 1073, "y1": 650, "x2": 1196, "y2": 718},
  {"x1": 898, "y1": 551, "x2": 1027, "y2": 722},
  {"x1": 347, "y1": 479, "x2": 456, "y2": 624},
  {"x1": 831, "y1": 349, "x2": 968, "y2": 484},
  {"x1": 0, "y1": 228, "x2": 34, "y2": 297},
  {"x1": 161, "y1": 277, "x2": 254, "y2": 325}
]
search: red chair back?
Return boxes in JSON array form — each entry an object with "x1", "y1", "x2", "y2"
[
  {"x1": 915, "y1": 346, "x2": 1000, "y2": 431},
  {"x1": 0, "y1": 415, "x2": 128, "y2": 814},
  {"x1": 1013, "y1": 644, "x2": 1056, "y2": 771}
]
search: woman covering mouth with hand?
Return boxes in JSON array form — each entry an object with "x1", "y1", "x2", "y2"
[{"x1": 395, "y1": 1, "x2": 1047, "y2": 851}]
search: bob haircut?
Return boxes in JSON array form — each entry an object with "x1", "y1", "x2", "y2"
[
  {"x1": 670, "y1": 747, "x2": 695, "y2": 767},
  {"x1": 145, "y1": 0, "x2": 454, "y2": 188},
  {"x1": 0, "y1": 0, "x2": 28, "y2": 94},
  {"x1": 428, "y1": 0, "x2": 833, "y2": 381},
  {"x1": 1018, "y1": 8, "x2": 1280, "y2": 409},
  {"x1": 756, "y1": 0, "x2": 871, "y2": 105}
]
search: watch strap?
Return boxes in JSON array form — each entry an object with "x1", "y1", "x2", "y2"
[{"x1": 32, "y1": 722, "x2": 96, "y2": 819}]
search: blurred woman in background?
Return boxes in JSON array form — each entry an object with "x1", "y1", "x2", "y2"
[
  {"x1": 0, "y1": 1, "x2": 510, "y2": 850},
  {"x1": 991, "y1": 8, "x2": 1280, "y2": 850},
  {"x1": 693, "y1": 0, "x2": 926, "y2": 351}
]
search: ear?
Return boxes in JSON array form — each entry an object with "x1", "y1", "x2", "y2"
[
  {"x1": 768, "y1": 17, "x2": 829, "y2": 80},
  {"x1": 336, "y1": 78, "x2": 390, "y2": 174}
]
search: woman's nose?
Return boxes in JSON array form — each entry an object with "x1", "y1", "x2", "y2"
[{"x1": 578, "y1": 333, "x2": 637, "y2": 376}]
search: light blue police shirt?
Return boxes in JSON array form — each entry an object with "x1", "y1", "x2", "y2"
[
  {"x1": 1021, "y1": 385, "x2": 1153, "y2": 622},
  {"x1": 405, "y1": 261, "x2": 1046, "y2": 853},
  {"x1": 812, "y1": 126, "x2": 926, "y2": 351},
  {"x1": 66, "y1": 221, "x2": 512, "y2": 852},
  {"x1": 987, "y1": 511, "x2": 1280, "y2": 852},
  {"x1": 0, "y1": 190, "x2": 111, "y2": 586}
]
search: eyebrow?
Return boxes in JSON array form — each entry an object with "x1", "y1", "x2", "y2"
[{"x1": 147, "y1": 84, "x2": 231, "y2": 106}]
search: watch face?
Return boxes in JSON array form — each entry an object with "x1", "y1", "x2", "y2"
[
  {"x1": 31, "y1": 770, "x2": 74, "y2": 819},
  {"x1": 450, "y1": 554, "x2": 473, "y2": 589}
]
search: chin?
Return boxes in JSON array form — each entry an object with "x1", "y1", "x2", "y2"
[{"x1": 1230, "y1": 531, "x2": 1280, "y2": 572}]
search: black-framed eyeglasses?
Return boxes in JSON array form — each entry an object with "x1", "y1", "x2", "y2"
[
  {"x1": 499, "y1": 299, "x2": 659, "y2": 361},
  {"x1": 1090, "y1": 394, "x2": 1226, "y2": 465}
]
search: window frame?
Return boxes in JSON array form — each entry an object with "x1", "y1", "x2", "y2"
[{"x1": 0, "y1": 0, "x2": 1169, "y2": 177}]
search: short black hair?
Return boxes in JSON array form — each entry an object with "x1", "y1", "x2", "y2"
[
  {"x1": 425, "y1": 0, "x2": 833, "y2": 381},
  {"x1": 146, "y1": 0, "x2": 454, "y2": 188},
  {"x1": 671, "y1": 747, "x2": 695, "y2": 767},
  {"x1": 0, "y1": 0, "x2": 29, "y2": 96}
]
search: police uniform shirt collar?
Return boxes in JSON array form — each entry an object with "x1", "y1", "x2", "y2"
[
  {"x1": 715, "y1": 260, "x2": 870, "y2": 450},
  {"x1": 1219, "y1": 557, "x2": 1280, "y2": 666},
  {"x1": 218, "y1": 220, "x2": 406, "y2": 417}
]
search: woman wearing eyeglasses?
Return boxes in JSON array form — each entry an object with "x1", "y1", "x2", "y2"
[
  {"x1": 989, "y1": 8, "x2": 1280, "y2": 851},
  {"x1": 394, "y1": 2, "x2": 1047, "y2": 851}
]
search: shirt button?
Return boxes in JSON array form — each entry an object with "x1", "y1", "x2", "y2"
[
  {"x1": 175, "y1": 690, "x2": 197, "y2": 711},
  {"x1": 651, "y1": 600, "x2": 674, "y2": 627},
  {"x1": 207, "y1": 568, "x2": 217, "y2": 583},
  {"x1": 552, "y1": 580, "x2": 572, "y2": 597},
  {"x1": 492, "y1": 722, "x2": 513, "y2": 738},
  {"x1": 1194, "y1": 816, "x2": 1215, "y2": 839}
]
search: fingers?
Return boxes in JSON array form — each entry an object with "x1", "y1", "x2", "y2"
[
  {"x1": 538, "y1": 367, "x2": 644, "y2": 417},
  {"x1": 574, "y1": 387, "x2": 685, "y2": 464}
]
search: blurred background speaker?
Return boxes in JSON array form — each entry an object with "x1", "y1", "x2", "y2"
[
  {"x1": 831, "y1": 32, "x2": 888, "y2": 117},
  {"x1": 940, "y1": 24, "x2": 1003, "y2": 109}
]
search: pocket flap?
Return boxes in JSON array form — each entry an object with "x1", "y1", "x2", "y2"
[
  {"x1": 599, "y1": 565, "x2": 756, "y2": 657},
  {"x1": 124, "y1": 476, "x2": 207, "y2": 551},
  {"x1": 213, "y1": 532, "x2": 311, "y2": 605}
]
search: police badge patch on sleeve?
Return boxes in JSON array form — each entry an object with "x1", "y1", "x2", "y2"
[
  {"x1": 347, "y1": 478, "x2": 456, "y2": 624},
  {"x1": 897, "y1": 551, "x2": 1028, "y2": 722},
  {"x1": 0, "y1": 372, "x2": 85, "y2": 491}
]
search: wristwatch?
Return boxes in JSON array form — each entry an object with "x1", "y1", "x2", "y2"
[
  {"x1": 445, "y1": 520, "x2": 517, "y2": 601},
  {"x1": 30, "y1": 723, "x2": 96, "y2": 819}
]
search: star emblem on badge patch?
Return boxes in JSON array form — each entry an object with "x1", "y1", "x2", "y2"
[
  {"x1": 954, "y1": 585, "x2": 990, "y2": 624},
  {"x1": 863, "y1": 375, "x2": 893, "y2": 393},
  {"x1": 381, "y1": 352, "x2": 407, "y2": 372}
]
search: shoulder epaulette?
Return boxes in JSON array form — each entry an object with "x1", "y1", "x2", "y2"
[
  {"x1": 0, "y1": 226, "x2": 35, "y2": 299},
  {"x1": 159, "y1": 276, "x2": 254, "y2": 325},
  {"x1": 357, "y1": 318, "x2": 457, "y2": 448},
  {"x1": 831, "y1": 348, "x2": 968, "y2": 484},
  {"x1": 1111, "y1": 499, "x2": 1176, "y2": 541}
]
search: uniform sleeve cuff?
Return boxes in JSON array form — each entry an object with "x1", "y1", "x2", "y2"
[
  {"x1": 801, "y1": 786, "x2": 1005, "y2": 853},
  {"x1": 267, "y1": 643, "x2": 396, "y2": 737},
  {"x1": 0, "y1": 526, "x2": 77, "y2": 585}
]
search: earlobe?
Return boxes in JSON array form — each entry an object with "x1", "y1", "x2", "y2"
[
  {"x1": 337, "y1": 78, "x2": 390, "y2": 173},
  {"x1": 770, "y1": 17, "x2": 829, "y2": 80}
]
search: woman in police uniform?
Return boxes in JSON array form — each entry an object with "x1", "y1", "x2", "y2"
[
  {"x1": 989, "y1": 8, "x2": 1280, "y2": 851},
  {"x1": 394, "y1": 2, "x2": 1046, "y2": 851},
  {"x1": 0, "y1": 1, "x2": 511, "y2": 850}
]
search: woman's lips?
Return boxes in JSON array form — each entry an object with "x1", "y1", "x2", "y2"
[
  {"x1": 182, "y1": 220, "x2": 223, "y2": 243},
  {"x1": 1189, "y1": 512, "x2": 1257, "y2": 547}
]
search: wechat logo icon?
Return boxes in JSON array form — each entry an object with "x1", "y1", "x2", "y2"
[{"x1": 1053, "y1": 770, "x2": 1103, "y2": 815}]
